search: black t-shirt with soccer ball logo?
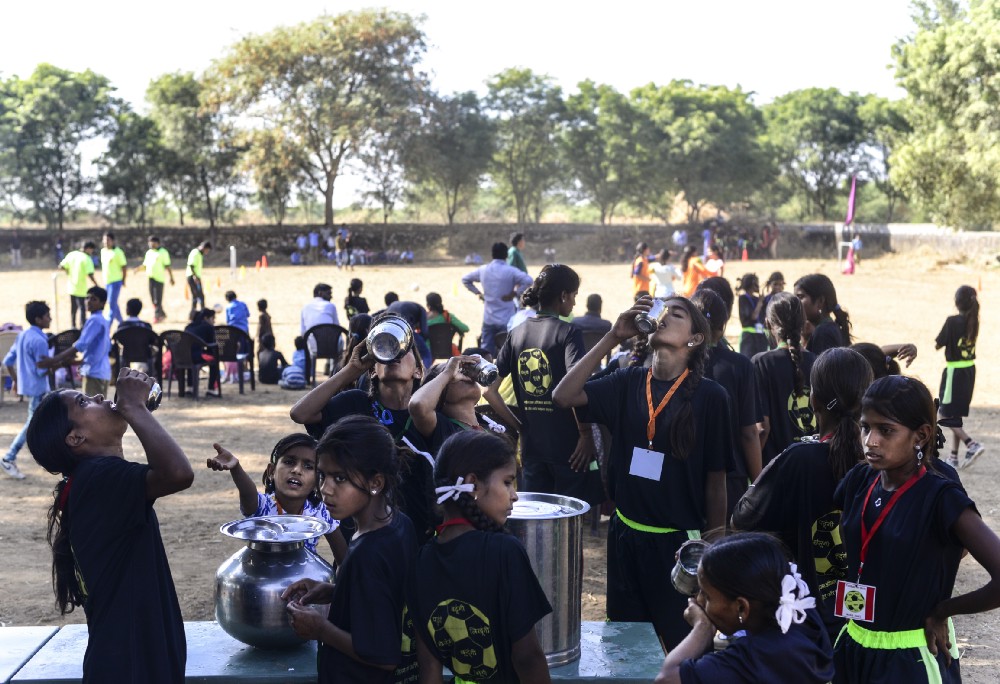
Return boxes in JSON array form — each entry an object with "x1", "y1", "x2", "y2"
[
  {"x1": 497, "y1": 316, "x2": 586, "y2": 465},
  {"x1": 751, "y1": 348, "x2": 817, "y2": 467},
  {"x1": 408, "y1": 531, "x2": 552, "y2": 683}
]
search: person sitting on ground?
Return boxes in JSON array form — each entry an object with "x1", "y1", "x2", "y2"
[
  {"x1": 257, "y1": 334, "x2": 288, "y2": 385},
  {"x1": 279, "y1": 336, "x2": 308, "y2": 390},
  {"x1": 118, "y1": 298, "x2": 153, "y2": 331},
  {"x1": 571, "y1": 294, "x2": 613, "y2": 336}
]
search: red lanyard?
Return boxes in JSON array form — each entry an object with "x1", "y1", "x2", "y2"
[
  {"x1": 435, "y1": 517, "x2": 473, "y2": 535},
  {"x1": 858, "y1": 466, "x2": 926, "y2": 579},
  {"x1": 645, "y1": 368, "x2": 689, "y2": 447}
]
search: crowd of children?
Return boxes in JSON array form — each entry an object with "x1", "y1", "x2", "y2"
[{"x1": 10, "y1": 245, "x2": 997, "y2": 684}]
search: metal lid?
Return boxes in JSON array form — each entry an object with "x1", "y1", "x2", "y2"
[
  {"x1": 219, "y1": 515, "x2": 332, "y2": 542},
  {"x1": 509, "y1": 492, "x2": 591, "y2": 520}
]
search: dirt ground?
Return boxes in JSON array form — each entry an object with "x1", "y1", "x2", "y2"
[{"x1": 0, "y1": 252, "x2": 998, "y2": 679}]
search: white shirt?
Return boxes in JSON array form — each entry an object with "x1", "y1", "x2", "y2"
[
  {"x1": 650, "y1": 263, "x2": 682, "y2": 297},
  {"x1": 301, "y1": 297, "x2": 339, "y2": 334}
]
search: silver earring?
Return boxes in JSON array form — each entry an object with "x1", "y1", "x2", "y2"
[
  {"x1": 687, "y1": 341, "x2": 695, "y2": 347},
  {"x1": 738, "y1": 614, "x2": 744, "y2": 625},
  {"x1": 371, "y1": 489, "x2": 378, "y2": 495},
  {"x1": 915, "y1": 445, "x2": 924, "y2": 462}
]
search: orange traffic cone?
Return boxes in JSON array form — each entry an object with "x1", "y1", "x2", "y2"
[
  {"x1": 255, "y1": 260, "x2": 261, "y2": 271},
  {"x1": 742, "y1": 247, "x2": 749, "y2": 262},
  {"x1": 216, "y1": 276, "x2": 222, "y2": 288},
  {"x1": 261, "y1": 255, "x2": 269, "y2": 269},
  {"x1": 978, "y1": 276, "x2": 983, "y2": 292}
]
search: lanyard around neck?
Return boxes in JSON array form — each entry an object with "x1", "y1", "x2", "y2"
[
  {"x1": 645, "y1": 368, "x2": 689, "y2": 447},
  {"x1": 858, "y1": 465, "x2": 926, "y2": 579}
]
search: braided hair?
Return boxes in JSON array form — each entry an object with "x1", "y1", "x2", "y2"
[
  {"x1": 26, "y1": 391, "x2": 84, "y2": 614},
  {"x1": 434, "y1": 430, "x2": 515, "y2": 533},
  {"x1": 263, "y1": 433, "x2": 322, "y2": 505},
  {"x1": 317, "y1": 415, "x2": 401, "y2": 522},
  {"x1": 810, "y1": 348, "x2": 872, "y2": 480},
  {"x1": 700, "y1": 532, "x2": 793, "y2": 630},
  {"x1": 766, "y1": 292, "x2": 808, "y2": 396}
]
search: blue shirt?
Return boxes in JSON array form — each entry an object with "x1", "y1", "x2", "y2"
[
  {"x1": 461, "y1": 259, "x2": 534, "y2": 327},
  {"x1": 292, "y1": 349, "x2": 307, "y2": 371},
  {"x1": 3, "y1": 325, "x2": 50, "y2": 397},
  {"x1": 226, "y1": 299, "x2": 251, "y2": 333},
  {"x1": 74, "y1": 315, "x2": 112, "y2": 380},
  {"x1": 250, "y1": 492, "x2": 338, "y2": 554}
]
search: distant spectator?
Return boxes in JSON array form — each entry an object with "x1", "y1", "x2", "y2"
[
  {"x1": 1, "y1": 301, "x2": 52, "y2": 479},
  {"x1": 461, "y1": 242, "x2": 533, "y2": 355},
  {"x1": 384, "y1": 291, "x2": 399, "y2": 307},
  {"x1": 400, "y1": 249, "x2": 414, "y2": 264},
  {"x1": 119, "y1": 298, "x2": 152, "y2": 331},
  {"x1": 672, "y1": 228, "x2": 688, "y2": 248},
  {"x1": 101, "y1": 232, "x2": 128, "y2": 328},
  {"x1": 426, "y1": 292, "x2": 469, "y2": 334},
  {"x1": 571, "y1": 294, "x2": 613, "y2": 336},
  {"x1": 296, "y1": 234, "x2": 308, "y2": 262},
  {"x1": 650, "y1": 248, "x2": 682, "y2": 298},
  {"x1": 335, "y1": 232, "x2": 347, "y2": 269},
  {"x1": 464, "y1": 252, "x2": 483, "y2": 265},
  {"x1": 42, "y1": 287, "x2": 111, "y2": 397},
  {"x1": 135, "y1": 235, "x2": 174, "y2": 323},
  {"x1": 10, "y1": 229, "x2": 21, "y2": 267},
  {"x1": 290, "y1": 250, "x2": 303, "y2": 265},
  {"x1": 543, "y1": 247, "x2": 556, "y2": 262},
  {"x1": 300, "y1": 283, "x2": 339, "y2": 360},
  {"x1": 344, "y1": 278, "x2": 370, "y2": 318},
  {"x1": 279, "y1": 336, "x2": 307, "y2": 389},
  {"x1": 507, "y1": 232, "x2": 528, "y2": 274},
  {"x1": 257, "y1": 334, "x2": 288, "y2": 385},
  {"x1": 344, "y1": 229, "x2": 355, "y2": 271},
  {"x1": 58, "y1": 240, "x2": 99, "y2": 328},
  {"x1": 257, "y1": 299, "x2": 272, "y2": 347},
  {"x1": 308, "y1": 230, "x2": 320, "y2": 265},
  {"x1": 225, "y1": 290, "x2": 250, "y2": 334},
  {"x1": 186, "y1": 241, "x2": 211, "y2": 320}
]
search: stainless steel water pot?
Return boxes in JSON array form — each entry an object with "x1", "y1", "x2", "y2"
[
  {"x1": 215, "y1": 515, "x2": 335, "y2": 649},
  {"x1": 366, "y1": 314, "x2": 414, "y2": 363},
  {"x1": 507, "y1": 493, "x2": 591, "y2": 666}
]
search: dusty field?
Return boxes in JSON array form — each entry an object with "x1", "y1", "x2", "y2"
[{"x1": 0, "y1": 252, "x2": 998, "y2": 679}]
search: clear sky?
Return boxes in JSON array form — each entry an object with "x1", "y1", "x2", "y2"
[{"x1": 2, "y1": 0, "x2": 916, "y2": 109}]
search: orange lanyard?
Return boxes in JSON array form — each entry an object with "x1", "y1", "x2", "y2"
[{"x1": 645, "y1": 368, "x2": 689, "y2": 447}]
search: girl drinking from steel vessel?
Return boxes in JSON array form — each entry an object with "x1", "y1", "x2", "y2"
[
  {"x1": 553, "y1": 295, "x2": 730, "y2": 649},
  {"x1": 653, "y1": 533, "x2": 834, "y2": 684},
  {"x1": 27, "y1": 369, "x2": 193, "y2": 684}
]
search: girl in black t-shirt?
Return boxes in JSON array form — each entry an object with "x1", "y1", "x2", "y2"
[
  {"x1": 27, "y1": 369, "x2": 193, "y2": 684},
  {"x1": 284, "y1": 415, "x2": 419, "y2": 684},
  {"x1": 794, "y1": 273, "x2": 851, "y2": 355},
  {"x1": 736, "y1": 273, "x2": 768, "y2": 358},
  {"x1": 552, "y1": 295, "x2": 730, "y2": 648},
  {"x1": 344, "y1": 278, "x2": 370, "y2": 318},
  {"x1": 936, "y1": 285, "x2": 983, "y2": 468},
  {"x1": 410, "y1": 430, "x2": 553, "y2": 684},
  {"x1": 733, "y1": 347, "x2": 873, "y2": 642},
  {"x1": 832, "y1": 376, "x2": 1000, "y2": 684},
  {"x1": 654, "y1": 533, "x2": 834, "y2": 684},
  {"x1": 755, "y1": 292, "x2": 817, "y2": 466},
  {"x1": 490, "y1": 264, "x2": 595, "y2": 499}
]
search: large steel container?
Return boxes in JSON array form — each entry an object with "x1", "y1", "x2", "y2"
[
  {"x1": 507, "y1": 492, "x2": 591, "y2": 666},
  {"x1": 214, "y1": 515, "x2": 335, "y2": 649}
]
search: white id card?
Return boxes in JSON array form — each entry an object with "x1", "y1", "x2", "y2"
[
  {"x1": 833, "y1": 580, "x2": 876, "y2": 623},
  {"x1": 629, "y1": 446, "x2": 664, "y2": 481}
]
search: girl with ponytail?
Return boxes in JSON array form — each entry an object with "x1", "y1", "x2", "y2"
[
  {"x1": 28, "y1": 369, "x2": 193, "y2": 683},
  {"x1": 936, "y1": 284, "x2": 984, "y2": 469},
  {"x1": 409, "y1": 430, "x2": 553, "y2": 683},
  {"x1": 552, "y1": 294, "x2": 731, "y2": 648},
  {"x1": 754, "y1": 292, "x2": 818, "y2": 467},
  {"x1": 794, "y1": 273, "x2": 852, "y2": 354},
  {"x1": 734, "y1": 347, "x2": 872, "y2": 641}
]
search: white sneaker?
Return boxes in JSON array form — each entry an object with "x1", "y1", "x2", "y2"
[
  {"x1": 946, "y1": 453, "x2": 960, "y2": 469},
  {"x1": 961, "y1": 442, "x2": 986, "y2": 470},
  {"x1": 1, "y1": 459, "x2": 25, "y2": 480}
]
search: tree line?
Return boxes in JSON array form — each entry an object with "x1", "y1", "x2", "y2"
[{"x1": 1, "y1": 2, "x2": 997, "y2": 231}]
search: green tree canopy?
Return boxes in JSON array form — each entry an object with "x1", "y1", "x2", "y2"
[
  {"x1": 486, "y1": 68, "x2": 564, "y2": 225},
  {"x1": 764, "y1": 87, "x2": 866, "y2": 220},
  {"x1": 405, "y1": 91, "x2": 494, "y2": 225},
  {"x1": 208, "y1": 10, "x2": 428, "y2": 226},
  {"x1": 891, "y1": 0, "x2": 1000, "y2": 228},
  {"x1": 97, "y1": 110, "x2": 165, "y2": 226},
  {"x1": 2, "y1": 64, "x2": 116, "y2": 229}
]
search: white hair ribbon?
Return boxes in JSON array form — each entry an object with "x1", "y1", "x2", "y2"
[
  {"x1": 435, "y1": 476, "x2": 475, "y2": 505},
  {"x1": 400, "y1": 436, "x2": 436, "y2": 470},
  {"x1": 775, "y1": 563, "x2": 816, "y2": 634},
  {"x1": 479, "y1": 414, "x2": 507, "y2": 434}
]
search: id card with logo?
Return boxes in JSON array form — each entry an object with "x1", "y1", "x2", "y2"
[
  {"x1": 629, "y1": 447, "x2": 664, "y2": 482},
  {"x1": 833, "y1": 580, "x2": 876, "y2": 622}
]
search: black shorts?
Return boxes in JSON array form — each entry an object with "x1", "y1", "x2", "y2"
[{"x1": 939, "y1": 365, "x2": 975, "y2": 419}]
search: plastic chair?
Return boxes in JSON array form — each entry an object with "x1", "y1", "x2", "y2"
[
  {"x1": 427, "y1": 323, "x2": 464, "y2": 362},
  {"x1": 112, "y1": 326, "x2": 162, "y2": 385},
  {"x1": 214, "y1": 325, "x2": 256, "y2": 394},
  {"x1": 47, "y1": 329, "x2": 81, "y2": 390},
  {"x1": 160, "y1": 329, "x2": 216, "y2": 399},
  {"x1": 303, "y1": 323, "x2": 349, "y2": 387},
  {"x1": 0, "y1": 330, "x2": 19, "y2": 401}
]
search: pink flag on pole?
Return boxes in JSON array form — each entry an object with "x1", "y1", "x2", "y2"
[{"x1": 845, "y1": 175, "x2": 857, "y2": 226}]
